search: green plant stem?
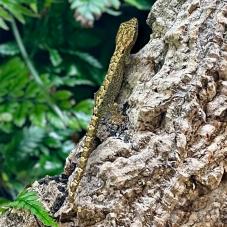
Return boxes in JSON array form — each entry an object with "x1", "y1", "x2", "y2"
[{"x1": 10, "y1": 18, "x2": 66, "y2": 127}]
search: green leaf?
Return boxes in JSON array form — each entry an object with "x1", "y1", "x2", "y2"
[
  {"x1": 73, "y1": 99, "x2": 94, "y2": 130},
  {"x1": 36, "y1": 155, "x2": 63, "y2": 175},
  {"x1": 19, "y1": 127, "x2": 45, "y2": 154},
  {"x1": 74, "y1": 99, "x2": 94, "y2": 114},
  {"x1": 49, "y1": 131, "x2": 63, "y2": 140},
  {"x1": 0, "y1": 122, "x2": 12, "y2": 133},
  {"x1": 53, "y1": 90, "x2": 72, "y2": 100},
  {"x1": 65, "y1": 64, "x2": 79, "y2": 76},
  {"x1": 111, "y1": 0, "x2": 121, "y2": 8},
  {"x1": 13, "y1": 4, "x2": 36, "y2": 17},
  {"x1": 49, "y1": 75, "x2": 64, "y2": 86},
  {"x1": 29, "y1": 3, "x2": 38, "y2": 13},
  {"x1": 58, "y1": 100, "x2": 73, "y2": 109},
  {"x1": 14, "y1": 101, "x2": 33, "y2": 127},
  {"x1": 0, "y1": 42, "x2": 20, "y2": 56},
  {"x1": 78, "y1": 6, "x2": 94, "y2": 21},
  {"x1": 67, "y1": 118, "x2": 80, "y2": 130},
  {"x1": 74, "y1": 111, "x2": 91, "y2": 130},
  {"x1": 47, "y1": 112, "x2": 65, "y2": 129},
  {"x1": 0, "y1": 6, "x2": 12, "y2": 21},
  {"x1": 69, "y1": 0, "x2": 121, "y2": 26},
  {"x1": 89, "y1": 4, "x2": 102, "y2": 16},
  {"x1": 105, "y1": 8, "x2": 121, "y2": 16},
  {"x1": 64, "y1": 50, "x2": 102, "y2": 68},
  {"x1": 25, "y1": 82, "x2": 40, "y2": 98},
  {"x1": 0, "y1": 197, "x2": 10, "y2": 205},
  {"x1": 0, "y1": 113, "x2": 13, "y2": 122},
  {"x1": 1, "y1": 189, "x2": 58, "y2": 227},
  {"x1": 0, "y1": 58, "x2": 28, "y2": 86},
  {"x1": 61, "y1": 140, "x2": 74, "y2": 155},
  {"x1": 0, "y1": 1, "x2": 37, "y2": 27},
  {"x1": 0, "y1": 17, "x2": 9, "y2": 30},
  {"x1": 49, "y1": 49, "x2": 63, "y2": 67},
  {"x1": 70, "y1": 0, "x2": 83, "y2": 9},
  {"x1": 63, "y1": 78, "x2": 95, "y2": 87},
  {"x1": 9, "y1": 74, "x2": 28, "y2": 95},
  {"x1": 0, "y1": 197, "x2": 10, "y2": 214},
  {"x1": 29, "y1": 105, "x2": 47, "y2": 127},
  {"x1": 44, "y1": 131, "x2": 62, "y2": 148},
  {"x1": 1, "y1": 3, "x2": 25, "y2": 23},
  {"x1": 124, "y1": 0, "x2": 152, "y2": 10},
  {"x1": 45, "y1": 137, "x2": 61, "y2": 148}
]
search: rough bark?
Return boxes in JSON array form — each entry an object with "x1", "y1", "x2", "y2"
[{"x1": 1, "y1": 0, "x2": 227, "y2": 226}]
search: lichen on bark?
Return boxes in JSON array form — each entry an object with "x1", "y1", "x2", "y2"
[{"x1": 1, "y1": 0, "x2": 227, "y2": 226}]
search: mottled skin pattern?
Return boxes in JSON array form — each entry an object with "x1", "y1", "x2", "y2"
[{"x1": 68, "y1": 18, "x2": 138, "y2": 205}]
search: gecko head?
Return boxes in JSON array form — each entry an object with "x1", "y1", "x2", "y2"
[{"x1": 115, "y1": 17, "x2": 138, "y2": 51}]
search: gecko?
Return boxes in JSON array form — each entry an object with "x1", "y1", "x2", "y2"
[{"x1": 68, "y1": 17, "x2": 138, "y2": 206}]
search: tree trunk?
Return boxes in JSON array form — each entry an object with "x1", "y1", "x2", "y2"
[{"x1": 1, "y1": 0, "x2": 227, "y2": 226}]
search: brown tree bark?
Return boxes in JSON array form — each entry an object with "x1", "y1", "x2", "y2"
[{"x1": 1, "y1": 0, "x2": 227, "y2": 226}]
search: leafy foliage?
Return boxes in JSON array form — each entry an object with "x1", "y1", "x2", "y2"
[
  {"x1": 69, "y1": 0, "x2": 153, "y2": 27},
  {"x1": 0, "y1": 0, "x2": 152, "y2": 199},
  {"x1": 124, "y1": 0, "x2": 152, "y2": 10},
  {"x1": 0, "y1": 55, "x2": 93, "y2": 193},
  {"x1": 0, "y1": 0, "x2": 38, "y2": 30},
  {"x1": 0, "y1": 42, "x2": 20, "y2": 56},
  {"x1": 0, "y1": 57, "x2": 91, "y2": 130},
  {"x1": 0, "y1": 189, "x2": 58, "y2": 227},
  {"x1": 69, "y1": 0, "x2": 121, "y2": 27}
]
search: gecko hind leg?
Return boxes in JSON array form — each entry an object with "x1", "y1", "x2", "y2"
[{"x1": 109, "y1": 102, "x2": 126, "y2": 125}]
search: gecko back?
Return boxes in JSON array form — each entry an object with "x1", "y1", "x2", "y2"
[{"x1": 68, "y1": 18, "x2": 138, "y2": 207}]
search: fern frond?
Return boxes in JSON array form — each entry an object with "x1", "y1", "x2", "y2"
[
  {"x1": 20, "y1": 127, "x2": 45, "y2": 154},
  {"x1": 1, "y1": 190, "x2": 58, "y2": 227},
  {"x1": 69, "y1": 0, "x2": 121, "y2": 27},
  {"x1": 0, "y1": 1, "x2": 38, "y2": 30}
]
